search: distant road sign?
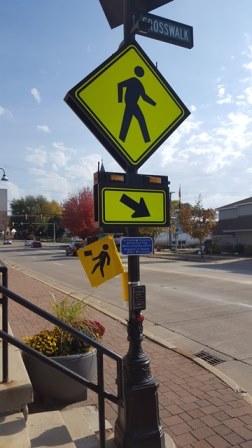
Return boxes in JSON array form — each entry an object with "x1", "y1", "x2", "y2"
[
  {"x1": 120, "y1": 237, "x2": 153, "y2": 255},
  {"x1": 65, "y1": 42, "x2": 190, "y2": 171},
  {"x1": 101, "y1": 187, "x2": 168, "y2": 226},
  {"x1": 137, "y1": 13, "x2": 193, "y2": 49}
]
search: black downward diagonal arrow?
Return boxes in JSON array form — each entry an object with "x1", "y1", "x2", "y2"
[{"x1": 120, "y1": 194, "x2": 150, "y2": 218}]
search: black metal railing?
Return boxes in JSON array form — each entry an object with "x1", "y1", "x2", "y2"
[
  {"x1": 0, "y1": 263, "x2": 123, "y2": 448},
  {"x1": 0, "y1": 262, "x2": 8, "y2": 383}
]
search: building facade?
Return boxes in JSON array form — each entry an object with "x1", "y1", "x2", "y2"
[
  {"x1": 212, "y1": 197, "x2": 252, "y2": 247},
  {"x1": 154, "y1": 231, "x2": 199, "y2": 248},
  {"x1": 0, "y1": 189, "x2": 8, "y2": 236}
]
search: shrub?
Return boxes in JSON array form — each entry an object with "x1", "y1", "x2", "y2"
[{"x1": 23, "y1": 295, "x2": 105, "y2": 357}]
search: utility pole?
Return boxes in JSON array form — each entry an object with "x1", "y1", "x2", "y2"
[{"x1": 169, "y1": 191, "x2": 175, "y2": 247}]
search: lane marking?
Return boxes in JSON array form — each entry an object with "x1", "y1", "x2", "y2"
[{"x1": 140, "y1": 264, "x2": 252, "y2": 285}]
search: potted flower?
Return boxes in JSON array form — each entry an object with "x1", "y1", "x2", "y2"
[{"x1": 22, "y1": 294, "x2": 105, "y2": 404}]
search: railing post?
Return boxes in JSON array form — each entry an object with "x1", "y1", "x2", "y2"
[
  {"x1": 0, "y1": 263, "x2": 9, "y2": 383},
  {"x1": 97, "y1": 350, "x2": 106, "y2": 448}
]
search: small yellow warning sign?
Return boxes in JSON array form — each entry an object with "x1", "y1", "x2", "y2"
[{"x1": 77, "y1": 235, "x2": 124, "y2": 287}]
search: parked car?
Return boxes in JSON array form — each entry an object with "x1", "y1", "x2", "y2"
[
  {"x1": 24, "y1": 240, "x2": 33, "y2": 246},
  {"x1": 86, "y1": 236, "x2": 99, "y2": 245},
  {"x1": 31, "y1": 240, "x2": 42, "y2": 248},
  {"x1": 197, "y1": 245, "x2": 211, "y2": 255},
  {"x1": 3, "y1": 239, "x2": 12, "y2": 245},
  {"x1": 65, "y1": 241, "x2": 84, "y2": 256},
  {"x1": 113, "y1": 233, "x2": 124, "y2": 250}
]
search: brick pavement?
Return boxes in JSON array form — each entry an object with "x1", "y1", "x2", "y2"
[{"x1": 5, "y1": 265, "x2": 252, "y2": 448}]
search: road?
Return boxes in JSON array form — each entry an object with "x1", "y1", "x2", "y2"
[{"x1": 1, "y1": 241, "x2": 252, "y2": 367}]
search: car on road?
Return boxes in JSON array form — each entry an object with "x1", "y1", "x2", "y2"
[
  {"x1": 31, "y1": 240, "x2": 42, "y2": 248},
  {"x1": 24, "y1": 240, "x2": 33, "y2": 246},
  {"x1": 3, "y1": 239, "x2": 12, "y2": 245},
  {"x1": 113, "y1": 233, "x2": 124, "y2": 250},
  {"x1": 197, "y1": 244, "x2": 212, "y2": 255},
  {"x1": 65, "y1": 241, "x2": 84, "y2": 256}
]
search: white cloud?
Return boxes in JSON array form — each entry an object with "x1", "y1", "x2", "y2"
[
  {"x1": 52, "y1": 142, "x2": 77, "y2": 156},
  {"x1": 24, "y1": 152, "x2": 101, "y2": 202},
  {"x1": 31, "y1": 88, "x2": 41, "y2": 104},
  {"x1": 0, "y1": 105, "x2": 13, "y2": 118},
  {"x1": 243, "y1": 60, "x2": 252, "y2": 72},
  {"x1": 235, "y1": 94, "x2": 247, "y2": 106},
  {"x1": 25, "y1": 147, "x2": 47, "y2": 166},
  {"x1": 156, "y1": 106, "x2": 252, "y2": 185},
  {"x1": 216, "y1": 84, "x2": 232, "y2": 105},
  {"x1": 50, "y1": 150, "x2": 70, "y2": 169},
  {"x1": 21, "y1": 141, "x2": 101, "y2": 202},
  {"x1": 29, "y1": 167, "x2": 47, "y2": 176},
  {"x1": 244, "y1": 86, "x2": 252, "y2": 104},
  {"x1": 217, "y1": 95, "x2": 232, "y2": 105},
  {"x1": 37, "y1": 125, "x2": 51, "y2": 133},
  {"x1": 3, "y1": 182, "x2": 26, "y2": 204}
]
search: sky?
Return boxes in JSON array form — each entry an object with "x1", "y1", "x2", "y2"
[{"x1": 1, "y1": 0, "x2": 252, "y2": 212}]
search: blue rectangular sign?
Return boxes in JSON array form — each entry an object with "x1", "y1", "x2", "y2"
[{"x1": 120, "y1": 237, "x2": 153, "y2": 255}]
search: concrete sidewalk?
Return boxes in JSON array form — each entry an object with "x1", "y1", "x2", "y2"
[{"x1": 4, "y1": 264, "x2": 252, "y2": 448}]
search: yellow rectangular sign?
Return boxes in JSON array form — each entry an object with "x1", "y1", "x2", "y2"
[{"x1": 101, "y1": 187, "x2": 167, "y2": 225}]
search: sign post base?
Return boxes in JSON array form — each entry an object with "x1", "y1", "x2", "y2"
[{"x1": 114, "y1": 313, "x2": 165, "y2": 448}]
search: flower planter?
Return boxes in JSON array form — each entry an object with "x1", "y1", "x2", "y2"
[{"x1": 22, "y1": 349, "x2": 97, "y2": 404}]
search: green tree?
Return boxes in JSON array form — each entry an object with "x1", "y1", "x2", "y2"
[
  {"x1": 138, "y1": 226, "x2": 166, "y2": 252},
  {"x1": 179, "y1": 195, "x2": 216, "y2": 256},
  {"x1": 139, "y1": 200, "x2": 182, "y2": 251},
  {"x1": 10, "y1": 195, "x2": 63, "y2": 239},
  {"x1": 40, "y1": 200, "x2": 64, "y2": 240}
]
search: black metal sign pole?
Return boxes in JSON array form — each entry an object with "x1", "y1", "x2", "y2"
[
  {"x1": 123, "y1": 0, "x2": 134, "y2": 42},
  {"x1": 114, "y1": 1, "x2": 165, "y2": 447}
]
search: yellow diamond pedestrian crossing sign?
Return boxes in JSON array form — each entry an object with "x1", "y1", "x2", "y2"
[{"x1": 65, "y1": 41, "x2": 190, "y2": 171}]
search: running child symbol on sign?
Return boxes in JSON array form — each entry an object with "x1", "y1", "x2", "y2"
[{"x1": 91, "y1": 244, "x2": 110, "y2": 278}]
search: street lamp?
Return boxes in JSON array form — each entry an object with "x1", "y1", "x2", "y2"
[{"x1": 0, "y1": 168, "x2": 8, "y2": 182}]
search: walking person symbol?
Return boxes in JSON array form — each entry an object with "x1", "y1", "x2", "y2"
[
  {"x1": 91, "y1": 244, "x2": 110, "y2": 278},
  {"x1": 118, "y1": 65, "x2": 156, "y2": 143}
]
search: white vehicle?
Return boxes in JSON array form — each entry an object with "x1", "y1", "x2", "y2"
[
  {"x1": 113, "y1": 234, "x2": 124, "y2": 249},
  {"x1": 3, "y1": 239, "x2": 12, "y2": 245},
  {"x1": 24, "y1": 240, "x2": 33, "y2": 246}
]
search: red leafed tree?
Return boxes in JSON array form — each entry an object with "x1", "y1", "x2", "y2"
[{"x1": 62, "y1": 187, "x2": 99, "y2": 239}]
